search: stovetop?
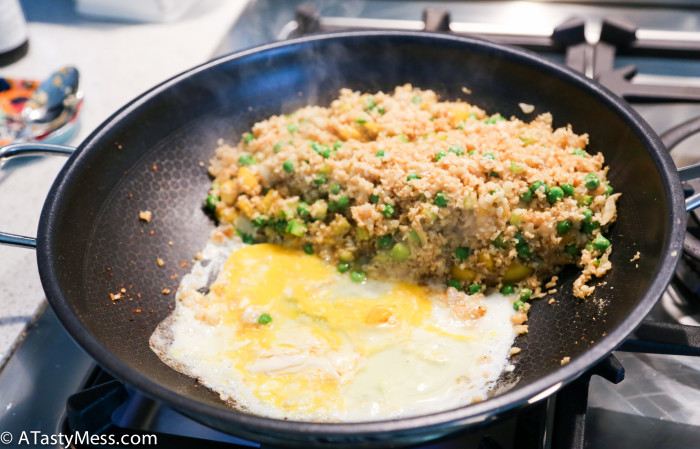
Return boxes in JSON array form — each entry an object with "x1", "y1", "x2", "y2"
[{"x1": 1, "y1": 1, "x2": 700, "y2": 448}]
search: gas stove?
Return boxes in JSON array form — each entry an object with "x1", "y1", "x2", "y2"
[{"x1": 2, "y1": 1, "x2": 700, "y2": 448}]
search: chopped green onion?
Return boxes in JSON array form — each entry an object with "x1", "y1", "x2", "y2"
[
  {"x1": 605, "y1": 183, "x2": 613, "y2": 195},
  {"x1": 398, "y1": 133, "x2": 409, "y2": 143},
  {"x1": 273, "y1": 142, "x2": 283, "y2": 153},
  {"x1": 572, "y1": 148, "x2": 588, "y2": 157},
  {"x1": 407, "y1": 172, "x2": 421, "y2": 181},
  {"x1": 510, "y1": 161, "x2": 525, "y2": 173},
  {"x1": 296, "y1": 202, "x2": 310, "y2": 219},
  {"x1": 355, "y1": 117, "x2": 367, "y2": 125},
  {"x1": 409, "y1": 230, "x2": 422, "y2": 244},
  {"x1": 330, "y1": 184, "x2": 342, "y2": 194},
  {"x1": 520, "y1": 136, "x2": 536, "y2": 146},
  {"x1": 434, "y1": 191, "x2": 448, "y2": 207},
  {"x1": 334, "y1": 140, "x2": 343, "y2": 150},
  {"x1": 369, "y1": 194, "x2": 380, "y2": 204},
  {"x1": 390, "y1": 243, "x2": 411, "y2": 262},
  {"x1": 258, "y1": 313, "x2": 272, "y2": 325},
  {"x1": 252, "y1": 216, "x2": 268, "y2": 228},
  {"x1": 455, "y1": 246, "x2": 471, "y2": 260},
  {"x1": 412, "y1": 95, "x2": 423, "y2": 104},
  {"x1": 484, "y1": 152, "x2": 496, "y2": 160},
  {"x1": 236, "y1": 228, "x2": 255, "y2": 244},
  {"x1": 377, "y1": 235, "x2": 393, "y2": 249},
  {"x1": 375, "y1": 149, "x2": 385, "y2": 157},
  {"x1": 303, "y1": 243, "x2": 314, "y2": 255},
  {"x1": 484, "y1": 116, "x2": 504, "y2": 124},
  {"x1": 205, "y1": 195, "x2": 219, "y2": 211},
  {"x1": 468, "y1": 284, "x2": 481, "y2": 294},
  {"x1": 382, "y1": 204, "x2": 395, "y2": 217},
  {"x1": 435, "y1": 151, "x2": 447, "y2": 162},
  {"x1": 493, "y1": 234, "x2": 509, "y2": 249},
  {"x1": 285, "y1": 220, "x2": 307, "y2": 237}
]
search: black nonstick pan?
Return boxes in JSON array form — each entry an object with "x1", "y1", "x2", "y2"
[{"x1": 1, "y1": 32, "x2": 699, "y2": 447}]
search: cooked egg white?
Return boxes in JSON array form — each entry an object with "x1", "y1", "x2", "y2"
[{"x1": 150, "y1": 234, "x2": 518, "y2": 422}]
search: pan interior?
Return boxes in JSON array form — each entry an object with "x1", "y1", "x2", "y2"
[{"x1": 41, "y1": 33, "x2": 674, "y2": 440}]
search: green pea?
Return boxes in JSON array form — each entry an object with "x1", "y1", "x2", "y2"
[
  {"x1": 455, "y1": 246, "x2": 471, "y2": 260},
  {"x1": 337, "y1": 262, "x2": 351, "y2": 273},
  {"x1": 447, "y1": 279, "x2": 462, "y2": 291},
  {"x1": 556, "y1": 220, "x2": 572, "y2": 234},
  {"x1": 513, "y1": 300, "x2": 525, "y2": 311},
  {"x1": 519, "y1": 288, "x2": 532, "y2": 301},
  {"x1": 330, "y1": 184, "x2": 342, "y2": 194},
  {"x1": 582, "y1": 208, "x2": 593, "y2": 223},
  {"x1": 521, "y1": 190, "x2": 533, "y2": 203},
  {"x1": 303, "y1": 243, "x2": 314, "y2": 255},
  {"x1": 484, "y1": 153, "x2": 496, "y2": 160},
  {"x1": 435, "y1": 151, "x2": 447, "y2": 162},
  {"x1": 273, "y1": 142, "x2": 283, "y2": 153},
  {"x1": 375, "y1": 149, "x2": 385, "y2": 157},
  {"x1": 377, "y1": 235, "x2": 393, "y2": 249},
  {"x1": 530, "y1": 180, "x2": 547, "y2": 193},
  {"x1": 296, "y1": 203, "x2": 310, "y2": 219},
  {"x1": 572, "y1": 148, "x2": 588, "y2": 157},
  {"x1": 237, "y1": 155, "x2": 256, "y2": 166},
  {"x1": 435, "y1": 191, "x2": 448, "y2": 207},
  {"x1": 581, "y1": 195, "x2": 594, "y2": 206},
  {"x1": 350, "y1": 270, "x2": 366, "y2": 283},
  {"x1": 285, "y1": 220, "x2": 307, "y2": 237},
  {"x1": 355, "y1": 117, "x2": 367, "y2": 124},
  {"x1": 287, "y1": 123, "x2": 298, "y2": 133},
  {"x1": 584, "y1": 173, "x2": 600, "y2": 190},
  {"x1": 258, "y1": 313, "x2": 272, "y2": 325},
  {"x1": 448, "y1": 145, "x2": 464, "y2": 155},
  {"x1": 468, "y1": 284, "x2": 481, "y2": 295},
  {"x1": 334, "y1": 140, "x2": 343, "y2": 150},
  {"x1": 407, "y1": 172, "x2": 421, "y2": 181},
  {"x1": 412, "y1": 95, "x2": 423, "y2": 104},
  {"x1": 390, "y1": 243, "x2": 411, "y2": 262},
  {"x1": 565, "y1": 244, "x2": 580, "y2": 256},
  {"x1": 562, "y1": 184, "x2": 575, "y2": 196},
  {"x1": 592, "y1": 235, "x2": 611, "y2": 251},
  {"x1": 282, "y1": 160, "x2": 294, "y2": 173},
  {"x1": 332, "y1": 195, "x2": 349, "y2": 210},
  {"x1": 243, "y1": 132, "x2": 255, "y2": 144},
  {"x1": 500, "y1": 284, "x2": 515, "y2": 295},
  {"x1": 313, "y1": 173, "x2": 327, "y2": 185},
  {"x1": 493, "y1": 234, "x2": 509, "y2": 249},
  {"x1": 582, "y1": 221, "x2": 600, "y2": 234},
  {"x1": 252, "y1": 216, "x2": 268, "y2": 228},
  {"x1": 205, "y1": 195, "x2": 219, "y2": 211},
  {"x1": 547, "y1": 186, "x2": 564, "y2": 204},
  {"x1": 605, "y1": 183, "x2": 613, "y2": 195},
  {"x1": 381, "y1": 204, "x2": 395, "y2": 218}
]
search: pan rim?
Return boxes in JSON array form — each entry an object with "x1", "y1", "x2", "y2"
[{"x1": 37, "y1": 30, "x2": 686, "y2": 439}]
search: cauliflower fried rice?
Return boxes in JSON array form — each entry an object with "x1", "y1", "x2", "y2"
[{"x1": 206, "y1": 84, "x2": 619, "y2": 300}]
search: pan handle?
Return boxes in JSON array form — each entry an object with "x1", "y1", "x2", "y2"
[
  {"x1": 660, "y1": 117, "x2": 700, "y2": 211},
  {"x1": 0, "y1": 142, "x2": 75, "y2": 249}
]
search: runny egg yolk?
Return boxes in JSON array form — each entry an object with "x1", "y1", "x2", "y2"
[
  {"x1": 153, "y1": 239, "x2": 518, "y2": 421},
  {"x1": 208, "y1": 244, "x2": 433, "y2": 414}
]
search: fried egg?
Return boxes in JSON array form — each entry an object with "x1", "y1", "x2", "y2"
[{"x1": 150, "y1": 232, "x2": 518, "y2": 421}]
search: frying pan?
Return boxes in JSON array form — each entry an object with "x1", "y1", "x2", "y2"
[{"x1": 1, "y1": 32, "x2": 700, "y2": 447}]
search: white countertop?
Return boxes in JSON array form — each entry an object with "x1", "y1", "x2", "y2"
[{"x1": 0, "y1": 0, "x2": 249, "y2": 365}]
